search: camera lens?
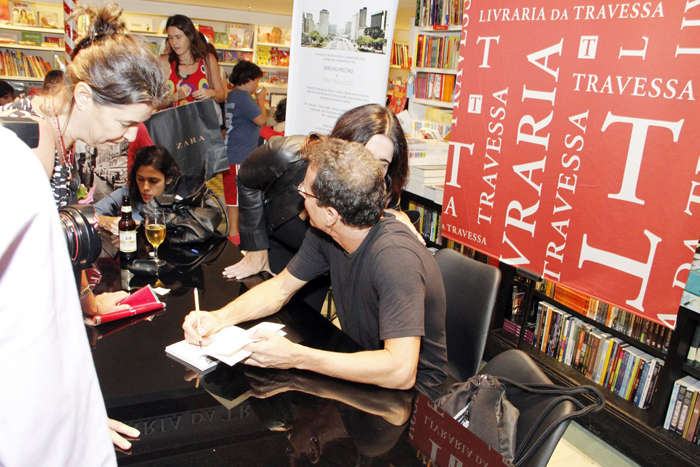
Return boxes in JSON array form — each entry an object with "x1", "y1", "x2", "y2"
[{"x1": 59, "y1": 205, "x2": 102, "y2": 269}]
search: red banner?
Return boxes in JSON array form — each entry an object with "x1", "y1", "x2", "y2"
[{"x1": 442, "y1": 1, "x2": 700, "y2": 328}]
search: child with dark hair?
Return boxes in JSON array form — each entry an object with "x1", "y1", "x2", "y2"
[
  {"x1": 0, "y1": 80, "x2": 16, "y2": 105},
  {"x1": 94, "y1": 145, "x2": 181, "y2": 234},
  {"x1": 259, "y1": 97, "x2": 286, "y2": 144},
  {"x1": 222, "y1": 60, "x2": 268, "y2": 241}
]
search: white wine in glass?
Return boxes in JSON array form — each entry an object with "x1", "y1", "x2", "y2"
[{"x1": 145, "y1": 211, "x2": 166, "y2": 263}]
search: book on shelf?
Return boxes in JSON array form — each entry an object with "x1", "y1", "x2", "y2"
[
  {"x1": 10, "y1": 1, "x2": 35, "y2": 27},
  {"x1": 665, "y1": 375, "x2": 697, "y2": 430},
  {"x1": 687, "y1": 324, "x2": 700, "y2": 366},
  {"x1": 218, "y1": 49, "x2": 253, "y2": 64},
  {"x1": 20, "y1": 30, "x2": 40, "y2": 45},
  {"x1": 407, "y1": 138, "x2": 449, "y2": 165},
  {"x1": 197, "y1": 24, "x2": 215, "y2": 43},
  {"x1": 413, "y1": 72, "x2": 455, "y2": 102},
  {"x1": 256, "y1": 25, "x2": 291, "y2": 46},
  {"x1": 681, "y1": 382, "x2": 700, "y2": 439},
  {"x1": 226, "y1": 23, "x2": 254, "y2": 49},
  {"x1": 415, "y1": 33, "x2": 460, "y2": 69},
  {"x1": 415, "y1": 0, "x2": 464, "y2": 27},
  {"x1": 36, "y1": 10, "x2": 59, "y2": 29},
  {"x1": 165, "y1": 321, "x2": 285, "y2": 374},
  {"x1": 684, "y1": 388, "x2": 700, "y2": 441},
  {"x1": 256, "y1": 44, "x2": 271, "y2": 66},
  {"x1": 213, "y1": 31, "x2": 228, "y2": 47},
  {"x1": 391, "y1": 42, "x2": 410, "y2": 68},
  {"x1": 0, "y1": 0, "x2": 8, "y2": 22}
]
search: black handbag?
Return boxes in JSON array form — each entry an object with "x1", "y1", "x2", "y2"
[
  {"x1": 153, "y1": 172, "x2": 229, "y2": 244},
  {"x1": 144, "y1": 99, "x2": 228, "y2": 181},
  {"x1": 438, "y1": 374, "x2": 605, "y2": 466}
]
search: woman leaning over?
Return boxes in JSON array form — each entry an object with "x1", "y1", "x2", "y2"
[{"x1": 1, "y1": 3, "x2": 169, "y2": 451}]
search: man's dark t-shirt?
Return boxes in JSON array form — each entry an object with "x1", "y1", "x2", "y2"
[{"x1": 287, "y1": 217, "x2": 447, "y2": 400}]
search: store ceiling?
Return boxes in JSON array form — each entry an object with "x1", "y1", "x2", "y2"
[{"x1": 147, "y1": 0, "x2": 418, "y2": 30}]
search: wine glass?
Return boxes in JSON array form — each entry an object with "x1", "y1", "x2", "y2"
[{"x1": 145, "y1": 210, "x2": 166, "y2": 264}]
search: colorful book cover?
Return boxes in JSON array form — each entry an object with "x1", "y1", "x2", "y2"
[
  {"x1": 0, "y1": 0, "x2": 9, "y2": 21},
  {"x1": 10, "y1": 1, "x2": 34, "y2": 26}
]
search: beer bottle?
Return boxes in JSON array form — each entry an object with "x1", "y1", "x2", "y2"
[{"x1": 119, "y1": 195, "x2": 137, "y2": 262}]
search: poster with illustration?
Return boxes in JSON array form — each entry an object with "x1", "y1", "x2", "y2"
[{"x1": 285, "y1": 0, "x2": 399, "y2": 136}]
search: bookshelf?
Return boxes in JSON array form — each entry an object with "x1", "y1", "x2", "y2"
[
  {"x1": 407, "y1": 0, "x2": 462, "y2": 137},
  {"x1": 486, "y1": 269, "x2": 700, "y2": 467},
  {"x1": 0, "y1": 22, "x2": 64, "y2": 88}
]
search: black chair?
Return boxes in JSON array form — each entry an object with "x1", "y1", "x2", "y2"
[
  {"x1": 434, "y1": 248, "x2": 501, "y2": 381},
  {"x1": 479, "y1": 350, "x2": 576, "y2": 467}
]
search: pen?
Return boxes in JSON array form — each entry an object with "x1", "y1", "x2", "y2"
[{"x1": 194, "y1": 287, "x2": 202, "y2": 349}]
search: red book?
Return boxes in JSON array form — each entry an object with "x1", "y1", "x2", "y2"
[{"x1": 85, "y1": 285, "x2": 164, "y2": 326}]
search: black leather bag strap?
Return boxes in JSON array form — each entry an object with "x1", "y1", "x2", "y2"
[
  {"x1": 495, "y1": 377, "x2": 605, "y2": 466},
  {"x1": 206, "y1": 189, "x2": 229, "y2": 238}
]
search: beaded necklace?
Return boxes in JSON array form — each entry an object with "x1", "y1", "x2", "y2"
[{"x1": 53, "y1": 110, "x2": 74, "y2": 172}]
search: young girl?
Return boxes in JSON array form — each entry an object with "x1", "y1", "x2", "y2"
[{"x1": 95, "y1": 145, "x2": 181, "y2": 234}]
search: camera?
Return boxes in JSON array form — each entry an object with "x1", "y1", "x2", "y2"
[
  {"x1": 59, "y1": 204, "x2": 102, "y2": 270},
  {"x1": 1, "y1": 117, "x2": 102, "y2": 270}
]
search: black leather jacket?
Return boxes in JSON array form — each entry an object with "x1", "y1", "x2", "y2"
[{"x1": 237, "y1": 135, "x2": 308, "y2": 251}]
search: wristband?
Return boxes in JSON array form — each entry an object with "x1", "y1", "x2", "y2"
[{"x1": 79, "y1": 286, "x2": 92, "y2": 300}]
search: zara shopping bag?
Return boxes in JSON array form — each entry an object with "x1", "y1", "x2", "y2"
[{"x1": 144, "y1": 99, "x2": 228, "y2": 180}]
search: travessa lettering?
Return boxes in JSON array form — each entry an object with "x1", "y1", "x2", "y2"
[
  {"x1": 572, "y1": 74, "x2": 695, "y2": 101},
  {"x1": 478, "y1": 3, "x2": 664, "y2": 22}
]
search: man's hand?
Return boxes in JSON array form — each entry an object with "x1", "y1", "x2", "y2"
[
  {"x1": 222, "y1": 250, "x2": 271, "y2": 279},
  {"x1": 108, "y1": 418, "x2": 140, "y2": 451},
  {"x1": 242, "y1": 329, "x2": 300, "y2": 369},
  {"x1": 182, "y1": 309, "x2": 222, "y2": 346},
  {"x1": 95, "y1": 291, "x2": 130, "y2": 316}
]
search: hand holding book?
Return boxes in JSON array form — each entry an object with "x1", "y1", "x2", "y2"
[{"x1": 85, "y1": 285, "x2": 165, "y2": 326}]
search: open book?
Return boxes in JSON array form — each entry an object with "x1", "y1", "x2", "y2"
[{"x1": 165, "y1": 322, "x2": 285, "y2": 373}]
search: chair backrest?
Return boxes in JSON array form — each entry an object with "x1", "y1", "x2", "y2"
[
  {"x1": 434, "y1": 248, "x2": 501, "y2": 381},
  {"x1": 480, "y1": 350, "x2": 576, "y2": 467}
]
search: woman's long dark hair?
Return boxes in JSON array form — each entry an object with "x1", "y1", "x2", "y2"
[
  {"x1": 128, "y1": 145, "x2": 181, "y2": 203},
  {"x1": 330, "y1": 104, "x2": 408, "y2": 207},
  {"x1": 165, "y1": 14, "x2": 208, "y2": 65}
]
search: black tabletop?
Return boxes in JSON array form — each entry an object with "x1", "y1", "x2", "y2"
[{"x1": 89, "y1": 236, "x2": 423, "y2": 466}]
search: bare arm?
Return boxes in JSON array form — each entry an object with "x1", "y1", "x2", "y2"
[
  {"x1": 183, "y1": 268, "x2": 306, "y2": 342},
  {"x1": 192, "y1": 54, "x2": 226, "y2": 103},
  {"x1": 246, "y1": 370, "x2": 414, "y2": 426},
  {"x1": 252, "y1": 86, "x2": 268, "y2": 126},
  {"x1": 245, "y1": 332, "x2": 421, "y2": 391}
]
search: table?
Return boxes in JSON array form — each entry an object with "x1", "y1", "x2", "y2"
[{"x1": 89, "y1": 236, "x2": 424, "y2": 466}]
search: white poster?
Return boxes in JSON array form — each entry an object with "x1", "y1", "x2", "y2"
[{"x1": 286, "y1": 0, "x2": 398, "y2": 136}]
